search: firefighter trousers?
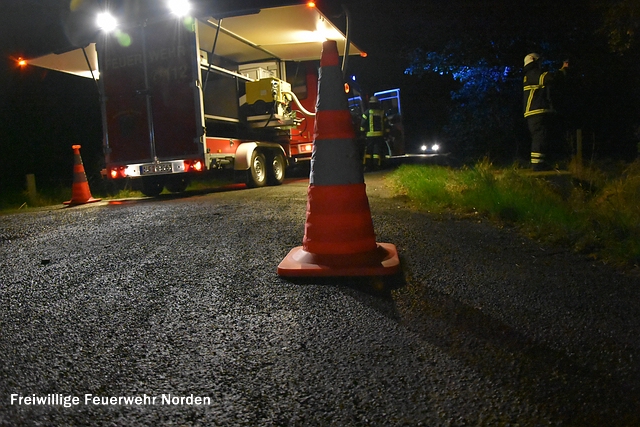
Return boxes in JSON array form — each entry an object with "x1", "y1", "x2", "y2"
[
  {"x1": 527, "y1": 114, "x2": 550, "y2": 168},
  {"x1": 364, "y1": 136, "x2": 386, "y2": 170}
]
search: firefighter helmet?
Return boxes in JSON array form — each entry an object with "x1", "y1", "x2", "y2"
[
  {"x1": 369, "y1": 96, "x2": 379, "y2": 107},
  {"x1": 524, "y1": 53, "x2": 540, "y2": 67}
]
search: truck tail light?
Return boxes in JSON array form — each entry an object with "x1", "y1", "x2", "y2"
[
  {"x1": 184, "y1": 159, "x2": 203, "y2": 172},
  {"x1": 109, "y1": 167, "x2": 127, "y2": 179}
]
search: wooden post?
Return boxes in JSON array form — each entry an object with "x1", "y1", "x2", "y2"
[
  {"x1": 576, "y1": 129, "x2": 583, "y2": 175},
  {"x1": 26, "y1": 174, "x2": 37, "y2": 204}
]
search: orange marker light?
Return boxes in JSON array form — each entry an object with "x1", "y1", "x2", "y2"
[
  {"x1": 359, "y1": 52, "x2": 367, "y2": 58},
  {"x1": 307, "y1": 1, "x2": 316, "y2": 8},
  {"x1": 17, "y1": 58, "x2": 27, "y2": 67}
]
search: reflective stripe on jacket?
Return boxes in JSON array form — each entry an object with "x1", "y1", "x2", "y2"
[
  {"x1": 523, "y1": 70, "x2": 552, "y2": 118},
  {"x1": 361, "y1": 109, "x2": 386, "y2": 137}
]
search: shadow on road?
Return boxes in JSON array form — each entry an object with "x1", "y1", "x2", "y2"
[
  {"x1": 393, "y1": 281, "x2": 640, "y2": 426},
  {"x1": 285, "y1": 265, "x2": 640, "y2": 425},
  {"x1": 283, "y1": 271, "x2": 407, "y2": 324}
]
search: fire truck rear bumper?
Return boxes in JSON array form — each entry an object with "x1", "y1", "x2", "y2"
[{"x1": 105, "y1": 159, "x2": 204, "y2": 179}]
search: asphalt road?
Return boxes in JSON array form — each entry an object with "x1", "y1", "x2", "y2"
[{"x1": 1, "y1": 172, "x2": 639, "y2": 426}]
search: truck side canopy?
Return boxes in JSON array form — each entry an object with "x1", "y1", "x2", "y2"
[{"x1": 27, "y1": 4, "x2": 363, "y2": 78}]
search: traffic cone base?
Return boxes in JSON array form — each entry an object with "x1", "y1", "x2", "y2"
[
  {"x1": 63, "y1": 196, "x2": 101, "y2": 206},
  {"x1": 63, "y1": 145, "x2": 101, "y2": 206},
  {"x1": 277, "y1": 242, "x2": 399, "y2": 277}
]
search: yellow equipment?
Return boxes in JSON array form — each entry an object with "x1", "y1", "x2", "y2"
[{"x1": 246, "y1": 78, "x2": 291, "y2": 105}]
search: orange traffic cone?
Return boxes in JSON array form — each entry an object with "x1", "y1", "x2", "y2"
[
  {"x1": 278, "y1": 40, "x2": 399, "y2": 277},
  {"x1": 63, "y1": 145, "x2": 101, "y2": 206}
]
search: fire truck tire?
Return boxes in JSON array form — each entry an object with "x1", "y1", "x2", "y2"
[
  {"x1": 166, "y1": 176, "x2": 189, "y2": 193},
  {"x1": 267, "y1": 152, "x2": 286, "y2": 186},
  {"x1": 247, "y1": 151, "x2": 267, "y2": 188},
  {"x1": 102, "y1": 178, "x2": 125, "y2": 196},
  {"x1": 140, "y1": 177, "x2": 164, "y2": 197}
]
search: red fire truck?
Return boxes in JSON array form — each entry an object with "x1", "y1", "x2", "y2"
[{"x1": 28, "y1": 1, "x2": 375, "y2": 196}]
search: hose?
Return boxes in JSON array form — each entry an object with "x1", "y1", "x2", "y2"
[{"x1": 283, "y1": 91, "x2": 315, "y2": 117}]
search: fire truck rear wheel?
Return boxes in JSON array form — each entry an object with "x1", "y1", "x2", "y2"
[
  {"x1": 102, "y1": 178, "x2": 125, "y2": 196},
  {"x1": 166, "y1": 176, "x2": 189, "y2": 193},
  {"x1": 140, "y1": 177, "x2": 164, "y2": 197},
  {"x1": 247, "y1": 151, "x2": 267, "y2": 188},
  {"x1": 268, "y1": 153, "x2": 285, "y2": 186}
]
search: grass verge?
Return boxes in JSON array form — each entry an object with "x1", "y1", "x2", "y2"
[
  {"x1": 0, "y1": 186, "x2": 72, "y2": 212},
  {"x1": 387, "y1": 159, "x2": 640, "y2": 270}
]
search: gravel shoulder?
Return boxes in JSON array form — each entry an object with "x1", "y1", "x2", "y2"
[{"x1": 0, "y1": 172, "x2": 639, "y2": 426}]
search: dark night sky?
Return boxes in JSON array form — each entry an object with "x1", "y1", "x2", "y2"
[
  {"x1": 0, "y1": 0, "x2": 586, "y2": 105},
  {"x1": 0, "y1": 0, "x2": 502, "y2": 100},
  {"x1": 0, "y1": 0, "x2": 589, "y2": 92}
]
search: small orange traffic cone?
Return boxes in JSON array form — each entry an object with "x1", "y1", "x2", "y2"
[
  {"x1": 63, "y1": 145, "x2": 101, "y2": 206},
  {"x1": 278, "y1": 40, "x2": 399, "y2": 277}
]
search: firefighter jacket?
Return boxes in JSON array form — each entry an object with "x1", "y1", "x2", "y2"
[
  {"x1": 523, "y1": 64, "x2": 564, "y2": 118},
  {"x1": 361, "y1": 108, "x2": 388, "y2": 138}
]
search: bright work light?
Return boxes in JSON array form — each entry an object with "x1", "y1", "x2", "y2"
[
  {"x1": 96, "y1": 11, "x2": 117, "y2": 32},
  {"x1": 168, "y1": 0, "x2": 191, "y2": 16}
]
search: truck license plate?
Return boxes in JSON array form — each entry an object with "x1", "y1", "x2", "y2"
[{"x1": 141, "y1": 163, "x2": 173, "y2": 174}]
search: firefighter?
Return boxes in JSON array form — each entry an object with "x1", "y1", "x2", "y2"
[
  {"x1": 361, "y1": 96, "x2": 389, "y2": 171},
  {"x1": 523, "y1": 53, "x2": 568, "y2": 171}
]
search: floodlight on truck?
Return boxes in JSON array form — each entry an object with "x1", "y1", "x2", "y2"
[
  {"x1": 167, "y1": 0, "x2": 191, "y2": 17},
  {"x1": 96, "y1": 11, "x2": 117, "y2": 32}
]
